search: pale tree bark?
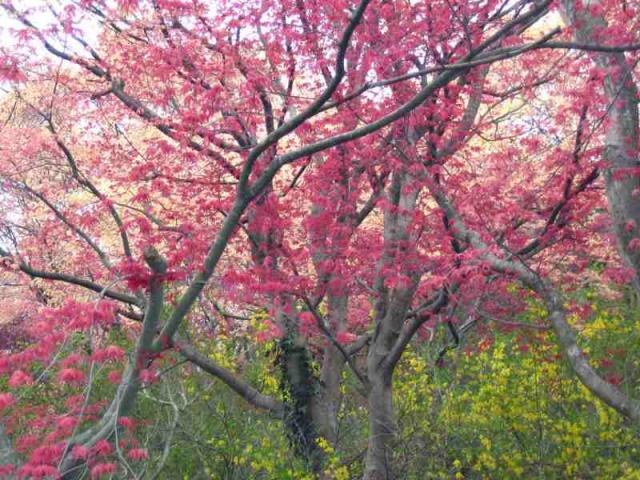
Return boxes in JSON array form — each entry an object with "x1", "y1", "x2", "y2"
[
  {"x1": 539, "y1": 285, "x2": 640, "y2": 420},
  {"x1": 364, "y1": 169, "x2": 421, "y2": 480},
  {"x1": 306, "y1": 164, "x2": 389, "y2": 449},
  {"x1": 360, "y1": 39, "x2": 495, "y2": 478},
  {"x1": 0, "y1": 423, "x2": 16, "y2": 479},
  {"x1": 360, "y1": 44, "x2": 494, "y2": 478},
  {"x1": 308, "y1": 194, "x2": 354, "y2": 445},
  {"x1": 430, "y1": 183, "x2": 640, "y2": 424},
  {"x1": 310, "y1": 294, "x2": 348, "y2": 444},
  {"x1": 561, "y1": 0, "x2": 640, "y2": 293},
  {"x1": 363, "y1": 374, "x2": 395, "y2": 480}
]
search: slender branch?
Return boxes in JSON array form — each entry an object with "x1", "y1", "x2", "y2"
[
  {"x1": 0, "y1": 247, "x2": 141, "y2": 307},
  {"x1": 382, "y1": 288, "x2": 451, "y2": 372},
  {"x1": 302, "y1": 297, "x2": 370, "y2": 389},
  {"x1": 237, "y1": 0, "x2": 373, "y2": 195},
  {"x1": 153, "y1": 197, "x2": 247, "y2": 347},
  {"x1": 175, "y1": 339, "x2": 284, "y2": 415},
  {"x1": 346, "y1": 333, "x2": 371, "y2": 356},
  {"x1": 52, "y1": 136, "x2": 132, "y2": 259},
  {"x1": 429, "y1": 177, "x2": 640, "y2": 423},
  {"x1": 516, "y1": 166, "x2": 599, "y2": 256},
  {"x1": 543, "y1": 40, "x2": 640, "y2": 52},
  {"x1": 14, "y1": 89, "x2": 133, "y2": 259},
  {"x1": 17, "y1": 182, "x2": 112, "y2": 268}
]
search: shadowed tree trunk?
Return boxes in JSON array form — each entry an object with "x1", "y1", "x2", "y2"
[
  {"x1": 278, "y1": 320, "x2": 325, "y2": 474},
  {"x1": 245, "y1": 190, "x2": 326, "y2": 470}
]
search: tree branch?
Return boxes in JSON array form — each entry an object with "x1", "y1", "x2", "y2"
[
  {"x1": 60, "y1": 247, "x2": 167, "y2": 476},
  {"x1": 428, "y1": 177, "x2": 640, "y2": 423},
  {"x1": 0, "y1": 247, "x2": 141, "y2": 307},
  {"x1": 302, "y1": 297, "x2": 370, "y2": 389},
  {"x1": 175, "y1": 339, "x2": 284, "y2": 415}
]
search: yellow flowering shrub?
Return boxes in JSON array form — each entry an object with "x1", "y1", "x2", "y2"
[
  {"x1": 391, "y1": 294, "x2": 640, "y2": 479},
  {"x1": 134, "y1": 293, "x2": 640, "y2": 479}
]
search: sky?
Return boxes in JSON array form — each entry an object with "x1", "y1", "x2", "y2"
[{"x1": 0, "y1": 1, "x2": 101, "y2": 60}]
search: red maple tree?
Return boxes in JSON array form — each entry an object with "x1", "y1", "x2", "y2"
[{"x1": 0, "y1": 0, "x2": 638, "y2": 478}]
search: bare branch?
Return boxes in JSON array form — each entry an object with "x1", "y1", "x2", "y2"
[
  {"x1": 175, "y1": 339, "x2": 284, "y2": 415},
  {"x1": 302, "y1": 297, "x2": 370, "y2": 389},
  {"x1": 0, "y1": 246, "x2": 141, "y2": 307}
]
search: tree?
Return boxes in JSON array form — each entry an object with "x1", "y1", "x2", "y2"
[{"x1": 0, "y1": 0, "x2": 639, "y2": 479}]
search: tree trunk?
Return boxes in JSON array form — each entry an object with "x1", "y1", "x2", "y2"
[
  {"x1": 561, "y1": 0, "x2": 640, "y2": 293},
  {"x1": 311, "y1": 294, "x2": 348, "y2": 444},
  {"x1": 361, "y1": 169, "x2": 421, "y2": 479},
  {"x1": 0, "y1": 423, "x2": 15, "y2": 479},
  {"x1": 278, "y1": 325, "x2": 324, "y2": 473},
  {"x1": 363, "y1": 372, "x2": 395, "y2": 480}
]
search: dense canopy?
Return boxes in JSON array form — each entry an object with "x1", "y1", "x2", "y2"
[{"x1": 0, "y1": 0, "x2": 639, "y2": 478}]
